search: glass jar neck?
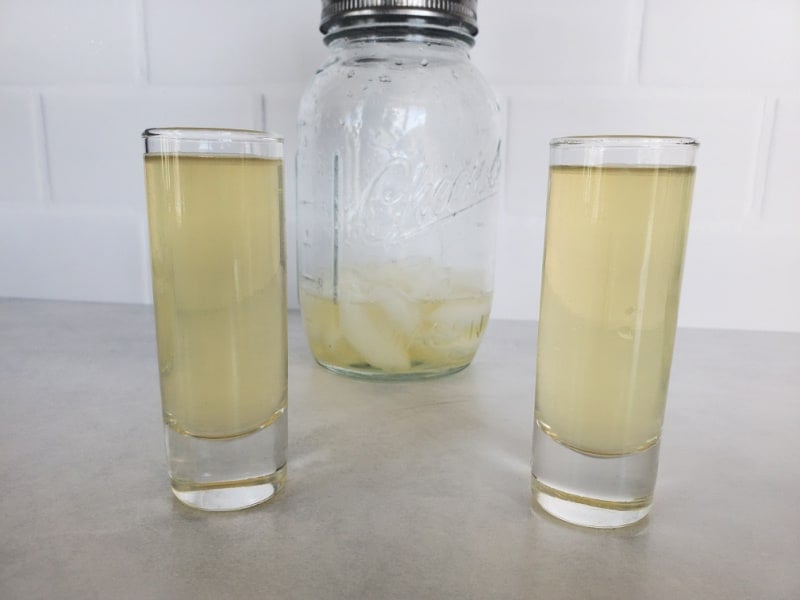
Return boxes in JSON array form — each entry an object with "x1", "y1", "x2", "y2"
[{"x1": 324, "y1": 18, "x2": 475, "y2": 49}]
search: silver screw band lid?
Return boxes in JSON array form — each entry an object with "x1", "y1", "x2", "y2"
[{"x1": 320, "y1": 0, "x2": 478, "y2": 36}]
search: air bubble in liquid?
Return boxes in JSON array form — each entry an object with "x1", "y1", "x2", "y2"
[{"x1": 617, "y1": 327, "x2": 634, "y2": 340}]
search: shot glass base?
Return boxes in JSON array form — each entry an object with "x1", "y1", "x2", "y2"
[
  {"x1": 532, "y1": 479, "x2": 651, "y2": 529},
  {"x1": 531, "y1": 420, "x2": 658, "y2": 529},
  {"x1": 165, "y1": 407, "x2": 287, "y2": 512},
  {"x1": 171, "y1": 466, "x2": 286, "y2": 512}
]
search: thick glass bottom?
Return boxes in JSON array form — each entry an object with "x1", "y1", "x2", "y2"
[
  {"x1": 165, "y1": 406, "x2": 287, "y2": 511},
  {"x1": 531, "y1": 419, "x2": 659, "y2": 528},
  {"x1": 171, "y1": 467, "x2": 286, "y2": 511},
  {"x1": 316, "y1": 359, "x2": 471, "y2": 381}
]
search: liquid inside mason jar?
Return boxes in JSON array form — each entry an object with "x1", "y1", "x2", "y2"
[{"x1": 300, "y1": 258, "x2": 491, "y2": 376}]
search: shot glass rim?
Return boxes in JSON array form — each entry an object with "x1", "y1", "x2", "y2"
[
  {"x1": 142, "y1": 127, "x2": 284, "y2": 143},
  {"x1": 550, "y1": 135, "x2": 699, "y2": 148}
]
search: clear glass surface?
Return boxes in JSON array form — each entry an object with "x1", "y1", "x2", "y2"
[
  {"x1": 532, "y1": 135, "x2": 698, "y2": 527},
  {"x1": 296, "y1": 25, "x2": 503, "y2": 380},
  {"x1": 143, "y1": 128, "x2": 287, "y2": 511}
]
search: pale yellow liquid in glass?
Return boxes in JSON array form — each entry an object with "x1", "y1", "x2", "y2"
[
  {"x1": 300, "y1": 262, "x2": 491, "y2": 375},
  {"x1": 536, "y1": 165, "x2": 694, "y2": 456},
  {"x1": 145, "y1": 154, "x2": 286, "y2": 439}
]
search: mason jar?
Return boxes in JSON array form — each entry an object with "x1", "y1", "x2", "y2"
[{"x1": 297, "y1": 0, "x2": 502, "y2": 379}]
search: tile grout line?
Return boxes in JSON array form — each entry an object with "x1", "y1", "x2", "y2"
[
  {"x1": 745, "y1": 96, "x2": 777, "y2": 222},
  {"x1": 627, "y1": 0, "x2": 647, "y2": 85},
  {"x1": 135, "y1": 0, "x2": 154, "y2": 303},
  {"x1": 134, "y1": 0, "x2": 150, "y2": 84},
  {"x1": 35, "y1": 93, "x2": 54, "y2": 206}
]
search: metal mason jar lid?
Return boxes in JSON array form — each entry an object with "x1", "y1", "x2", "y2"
[{"x1": 320, "y1": 0, "x2": 478, "y2": 36}]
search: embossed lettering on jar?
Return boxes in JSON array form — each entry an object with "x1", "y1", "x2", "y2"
[{"x1": 297, "y1": 0, "x2": 503, "y2": 379}]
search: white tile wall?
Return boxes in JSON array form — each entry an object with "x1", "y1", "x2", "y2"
[
  {"x1": 0, "y1": 207, "x2": 145, "y2": 303},
  {"x1": 472, "y1": 0, "x2": 637, "y2": 84},
  {"x1": 764, "y1": 98, "x2": 800, "y2": 223},
  {"x1": 0, "y1": 0, "x2": 140, "y2": 84},
  {"x1": 0, "y1": 1, "x2": 798, "y2": 332},
  {"x1": 492, "y1": 212, "x2": 545, "y2": 322},
  {"x1": 503, "y1": 89, "x2": 765, "y2": 222},
  {"x1": 680, "y1": 223, "x2": 800, "y2": 332},
  {"x1": 0, "y1": 90, "x2": 46, "y2": 205},
  {"x1": 144, "y1": 0, "x2": 325, "y2": 84},
  {"x1": 42, "y1": 88, "x2": 260, "y2": 208},
  {"x1": 262, "y1": 85, "x2": 307, "y2": 306},
  {"x1": 641, "y1": 0, "x2": 800, "y2": 86}
]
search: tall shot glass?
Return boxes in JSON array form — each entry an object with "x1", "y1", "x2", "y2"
[
  {"x1": 531, "y1": 136, "x2": 698, "y2": 528},
  {"x1": 143, "y1": 128, "x2": 287, "y2": 511}
]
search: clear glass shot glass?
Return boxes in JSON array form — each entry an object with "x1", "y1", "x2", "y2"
[
  {"x1": 531, "y1": 135, "x2": 698, "y2": 528},
  {"x1": 143, "y1": 128, "x2": 287, "y2": 511}
]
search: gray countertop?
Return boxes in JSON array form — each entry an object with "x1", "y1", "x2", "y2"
[{"x1": 1, "y1": 299, "x2": 798, "y2": 599}]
